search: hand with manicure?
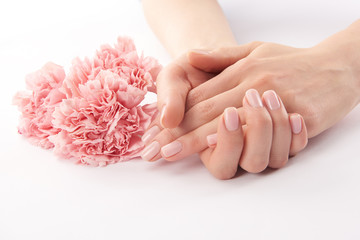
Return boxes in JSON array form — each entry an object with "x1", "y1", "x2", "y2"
[
  {"x1": 142, "y1": 0, "x2": 360, "y2": 179},
  {"x1": 141, "y1": 89, "x2": 308, "y2": 179}
]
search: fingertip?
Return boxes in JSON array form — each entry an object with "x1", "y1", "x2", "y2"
[
  {"x1": 187, "y1": 49, "x2": 216, "y2": 73},
  {"x1": 223, "y1": 107, "x2": 240, "y2": 132},
  {"x1": 187, "y1": 50, "x2": 208, "y2": 64},
  {"x1": 188, "y1": 49, "x2": 211, "y2": 57},
  {"x1": 289, "y1": 114, "x2": 308, "y2": 156},
  {"x1": 298, "y1": 115, "x2": 308, "y2": 148},
  {"x1": 290, "y1": 114, "x2": 303, "y2": 135}
]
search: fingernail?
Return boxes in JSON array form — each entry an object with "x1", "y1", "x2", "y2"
[
  {"x1": 207, "y1": 133, "x2": 218, "y2": 146},
  {"x1": 263, "y1": 90, "x2": 280, "y2": 110},
  {"x1": 161, "y1": 141, "x2": 182, "y2": 158},
  {"x1": 142, "y1": 126, "x2": 161, "y2": 145},
  {"x1": 290, "y1": 115, "x2": 302, "y2": 134},
  {"x1": 160, "y1": 105, "x2": 166, "y2": 128},
  {"x1": 224, "y1": 107, "x2": 239, "y2": 131},
  {"x1": 245, "y1": 89, "x2": 263, "y2": 108},
  {"x1": 141, "y1": 141, "x2": 160, "y2": 161},
  {"x1": 190, "y1": 49, "x2": 210, "y2": 55}
]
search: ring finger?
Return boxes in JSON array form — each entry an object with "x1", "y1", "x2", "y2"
[{"x1": 262, "y1": 90, "x2": 292, "y2": 168}]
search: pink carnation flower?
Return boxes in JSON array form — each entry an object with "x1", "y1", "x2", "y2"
[
  {"x1": 14, "y1": 37, "x2": 161, "y2": 166},
  {"x1": 62, "y1": 37, "x2": 160, "y2": 98},
  {"x1": 13, "y1": 62, "x2": 66, "y2": 148},
  {"x1": 51, "y1": 71, "x2": 158, "y2": 166}
]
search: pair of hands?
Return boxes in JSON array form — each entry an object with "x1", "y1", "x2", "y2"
[{"x1": 141, "y1": 41, "x2": 359, "y2": 179}]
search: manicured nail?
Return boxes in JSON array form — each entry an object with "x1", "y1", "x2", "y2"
[
  {"x1": 245, "y1": 89, "x2": 263, "y2": 108},
  {"x1": 290, "y1": 115, "x2": 302, "y2": 134},
  {"x1": 141, "y1": 141, "x2": 160, "y2": 161},
  {"x1": 190, "y1": 49, "x2": 210, "y2": 55},
  {"x1": 224, "y1": 107, "x2": 239, "y2": 131},
  {"x1": 207, "y1": 133, "x2": 218, "y2": 146},
  {"x1": 142, "y1": 126, "x2": 161, "y2": 145},
  {"x1": 160, "y1": 105, "x2": 166, "y2": 128},
  {"x1": 263, "y1": 90, "x2": 280, "y2": 110},
  {"x1": 161, "y1": 141, "x2": 182, "y2": 158}
]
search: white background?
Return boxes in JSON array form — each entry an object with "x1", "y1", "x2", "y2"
[{"x1": 1, "y1": 0, "x2": 360, "y2": 239}]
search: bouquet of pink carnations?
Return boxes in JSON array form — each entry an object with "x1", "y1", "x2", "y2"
[{"x1": 13, "y1": 37, "x2": 161, "y2": 166}]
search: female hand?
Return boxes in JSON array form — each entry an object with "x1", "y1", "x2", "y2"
[
  {"x1": 150, "y1": 20, "x2": 360, "y2": 139},
  {"x1": 141, "y1": 21, "x2": 360, "y2": 171},
  {"x1": 153, "y1": 53, "x2": 217, "y2": 128},
  {"x1": 141, "y1": 89, "x2": 308, "y2": 179},
  {"x1": 185, "y1": 40, "x2": 360, "y2": 138}
]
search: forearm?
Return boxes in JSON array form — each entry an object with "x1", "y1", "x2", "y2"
[
  {"x1": 315, "y1": 19, "x2": 360, "y2": 103},
  {"x1": 142, "y1": 0, "x2": 237, "y2": 58},
  {"x1": 346, "y1": 19, "x2": 360, "y2": 100}
]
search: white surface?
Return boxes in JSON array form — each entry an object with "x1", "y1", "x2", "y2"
[{"x1": 0, "y1": 0, "x2": 359, "y2": 239}]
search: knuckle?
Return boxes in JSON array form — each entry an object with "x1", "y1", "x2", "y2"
[
  {"x1": 277, "y1": 115, "x2": 290, "y2": 127},
  {"x1": 252, "y1": 73, "x2": 275, "y2": 88},
  {"x1": 187, "y1": 89, "x2": 204, "y2": 109},
  {"x1": 272, "y1": 115, "x2": 290, "y2": 132},
  {"x1": 187, "y1": 133, "x2": 202, "y2": 149},
  {"x1": 249, "y1": 111, "x2": 272, "y2": 129},
  {"x1": 237, "y1": 57, "x2": 256, "y2": 71},
  {"x1": 160, "y1": 128, "x2": 180, "y2": 142},
  {"x1": 192, "y1": 100, "x2": 216, "y2": 119}
]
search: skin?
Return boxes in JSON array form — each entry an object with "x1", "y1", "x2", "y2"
[
  {"x1": 142, "y1": 0, "x2": 360, "y2": 179},
  {"x1": 142, "y1": 0, "x2": 237, "y2": 58},
  {"x1": 200, "y1": 91, "x2": 308, "y2": 179},
  {"x1": 142, "y1": 0, "x2": 237, "y2": 128}
]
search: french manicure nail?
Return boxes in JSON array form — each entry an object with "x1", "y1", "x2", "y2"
[
  {"x1": 142, "y1": 126, "x2": 161, "y2": 144},
  {"x1": 263, "y1": 90, "x2": 280, "y2": 110},
  {"x1": 207, "y1": 133, "x2": 218, "y2": 146},
  {"x1": 141, "y1": 141, "x2": 160, "y2": 161},
  {"x1": 290, "y1": 115, "x2": 302, "y2": 134},
  {"x1": 224, "y1": 107, "x2": 239, "y2": 131},
  {"x1": 246, "y1": 89, "x2": 263, "y2": 108},
  {"x1": 161, "y1": 141, "x2": 182, "y2": 158}
]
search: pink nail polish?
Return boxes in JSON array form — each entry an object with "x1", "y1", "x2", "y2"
[
  {"x1": 245, "y1": 89, "x2": 263, "y2": 108},
  {"x1": 141, "y1": 141, "x2": 160, "y2": 161},
  {"x1": 161, "y1": 141, "x2": 182, "y2": 158},
  {"x1": 263, "y1": 90, "x2": 280, "y2": 110},
  {"x1": 142, "y1": 126, "x2": 161, "y2": 145},
  {"x1": 290, "y1": 115, "x2": 302, "y2": 134},
  {"x1": 224, "y1": 107, "x2": 239, "y2": 131},
  {"x1": 207, "y1": 133, "x2": 218, "y2": 146}
]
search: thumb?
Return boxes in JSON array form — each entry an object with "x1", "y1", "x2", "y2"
[
  {"x1": 187, "y1": 41, "x2": 263, "y2": 73},
  {"x1": 155, "y1": 63, "x2": 191, "y2": 129}
]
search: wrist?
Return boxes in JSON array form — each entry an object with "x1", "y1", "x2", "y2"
[{"x1": 347, "y1": 20, "x2": 360, "y2": 102}]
